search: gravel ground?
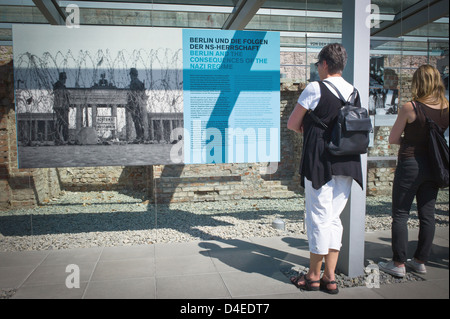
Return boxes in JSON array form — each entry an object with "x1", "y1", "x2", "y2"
[
  {"x1": 0, "y1": 189, "x2": 448, "y2": 295},
  {"x1": 1, "y1": 189, "x2": 448, "y2": 252}
]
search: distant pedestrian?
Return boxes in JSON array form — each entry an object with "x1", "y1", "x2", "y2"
[{"x1": 379, "y1": 64, "x2": 449, "y2": 277}]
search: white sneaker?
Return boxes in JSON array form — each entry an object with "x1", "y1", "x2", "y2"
[
  {"x1": 406, "y1": 259, "x2": 427, "y2": 274},
  {"x1": 378, "y1": 260, "x2": 406, "y2": 278}
]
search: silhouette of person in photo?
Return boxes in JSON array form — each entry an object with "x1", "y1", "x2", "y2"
[
  {"x1": 98, "y1": 72, "x2": 109, "y2": 87},
  {"x1": 382, "y1": 68, "x2": 399, "y2": 114},
  {"x1": 53, "y1": 71, "x2": 70, "y2": 145},
  {"x1": 127, "y1": 68, "x2": 146, "y2": 143}
]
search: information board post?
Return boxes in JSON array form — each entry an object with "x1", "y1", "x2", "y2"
[{"x1": 337, "y1": 0, "x2": 371, "y2": 278}]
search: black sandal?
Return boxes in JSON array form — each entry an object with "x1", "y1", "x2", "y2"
[
  {"x1": 320, "y1": 278, "x2": 339, "y2": 294},
  {"x1": 290, "y1": 273, "x2": 320, "y2": 291}
]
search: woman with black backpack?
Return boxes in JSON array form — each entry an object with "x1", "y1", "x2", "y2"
[
  {"x1": 287, "y1": 43, "x2": 364, "y2": 294},
  {"x1": 379, "y1": 64, "x2": 449, "y2": 277}
]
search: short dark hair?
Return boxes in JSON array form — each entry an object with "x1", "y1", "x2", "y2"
[{"x1": 318, "y1": 43, "x2": 347, "y2": 74}]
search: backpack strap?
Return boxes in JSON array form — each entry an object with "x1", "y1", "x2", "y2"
[
  {"x1": 411, "y1": 100, "x2": 419, "y2": 115},
  {"x1": 412, "y1": 100, "x2": 431, "y2": 121},
  {"x1": 307, "y1": 109, "x2": 328, "y2": 129},
  {"x1": 308, "y1": 80, "x2": 358, "y2": 130},
  {"x1": 322, "y1": 80, "x2": 358, "y2": 105},
  {"x1": 412, "y1": 101, "x2": 445, "y2": 135}
]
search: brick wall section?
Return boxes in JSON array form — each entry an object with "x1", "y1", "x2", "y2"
[
  {"x1": 0, "y1": 58, "x2": 11, "y2": 209},
  {"x1": 0, "y1": 48, "x2": 19, "y2": 209},
  {"x1": 1, "y1": 47, "x2": 62, "y2": 209},
  {"x1": 1, "y1": 48, "x2": 33, "y2": 208},
  {"x1": 57, "y1": 166, "x2": 152, "y2": 193}
]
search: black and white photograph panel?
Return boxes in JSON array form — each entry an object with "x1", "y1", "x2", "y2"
[
  {"x1": 13, "y1": 25, "x2": 183, "y2": 168},
  {"x1": 369, "y1": 56, "x2": 399, "y2": 117}
]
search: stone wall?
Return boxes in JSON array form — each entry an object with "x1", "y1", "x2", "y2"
[
  {"x1": 1, "y1": 47, "x2": 62, "y2": 209},
  {"x1": 57, "y1": 166, "x2": 152, "y2": 193},
  {"x1": 366, "y1": 126, "x2": 398, "y2": 196}
]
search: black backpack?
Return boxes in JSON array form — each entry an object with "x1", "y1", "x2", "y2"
[
  {"x1": 412, "y1": 101, "x2": 449, "y2": 188},
  {"x1": 308, "y1": 80, "x2": 373, "y2": 156}
]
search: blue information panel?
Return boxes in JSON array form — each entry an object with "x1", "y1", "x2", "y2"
[{"x1": 183, "y1": 29, "x2": 280, "y2": 164}]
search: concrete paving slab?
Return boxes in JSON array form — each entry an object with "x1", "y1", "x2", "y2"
[
  {"x1": 100, "y1": 245, "x2": 154, "y2": 261},
  {"x1": 84, "y1": 277, "x2": 156, "y2": 299},
  {"x1": 11, "y1": 283, "x2": 88, "y2": 299},
  {"x1": 248, "y1": 235, "x2": 309, "y2": 252},
  {"x1": 21, "y1": 262, "x2": 96, "y2": 287},
  {"x1": 372, "y1": 279, "x2": 449, "y2": 299},
  {"x1": 208, "y1": 249, "x2": 282, "y2": 273},
  {"x1": 156, "y1": 273, "x2": 230, "y2": 299},
  {"x1": 155, "y1": 240, "x2": 211, "y2": 258},
  {"x1": 155, "y1": 254, "x2": 217, "y2": 277},
  {"x1": 0, "y1": 266, "x2": 37, "y2": 289},
  {"x1": 220, "y1": 269, "x2": 299, "y2": 298},
  {"x1": 304, "y1": 285, "x2": 384, "y2": 299},
  {"x1": 41, "y1": 247, "x2": 102, "y2": 266},
  {"x1": 90, "y1": 258, "x2": 154, "y2": 282},
  {"x1": 0, "y1": 250, "x2": 49, "y2": 268}
]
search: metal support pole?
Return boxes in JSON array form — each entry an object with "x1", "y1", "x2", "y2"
[{"x1": 337, "y1": 0, "x2": 371, "y2": 278}]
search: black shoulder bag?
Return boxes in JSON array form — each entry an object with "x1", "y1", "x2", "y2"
[{"x1": 412, "y1": 101, "x2": 449, "y2": 188}]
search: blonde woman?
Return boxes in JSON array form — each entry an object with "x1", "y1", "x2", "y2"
[{"x1": 379, "y1": 65, "x2": 449, "y2": 277}]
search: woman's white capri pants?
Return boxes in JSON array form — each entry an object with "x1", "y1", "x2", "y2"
[{"x1": 304, "y1": 175, "x2": 353, "y2": 255}]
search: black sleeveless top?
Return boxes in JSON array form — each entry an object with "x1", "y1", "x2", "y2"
[
  {"x1": 399, "y1": 101, "x2": 449, "y2": 160},
  {"x1": 299, "y1": 81, "x2": 363, "y2": 190}
]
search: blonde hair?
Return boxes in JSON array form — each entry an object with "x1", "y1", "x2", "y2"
[{"x1": 412, "y1": 64, "x2": 449, "y2": 112}]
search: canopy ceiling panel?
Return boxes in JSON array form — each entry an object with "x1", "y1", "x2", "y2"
[{"x1": 0, "y1": 0, "x2": 447, "y2": 51}]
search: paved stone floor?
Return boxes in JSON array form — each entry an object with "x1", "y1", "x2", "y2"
[{"x1": 1, "y1": 228, "x2": 448, "y2": 301}]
